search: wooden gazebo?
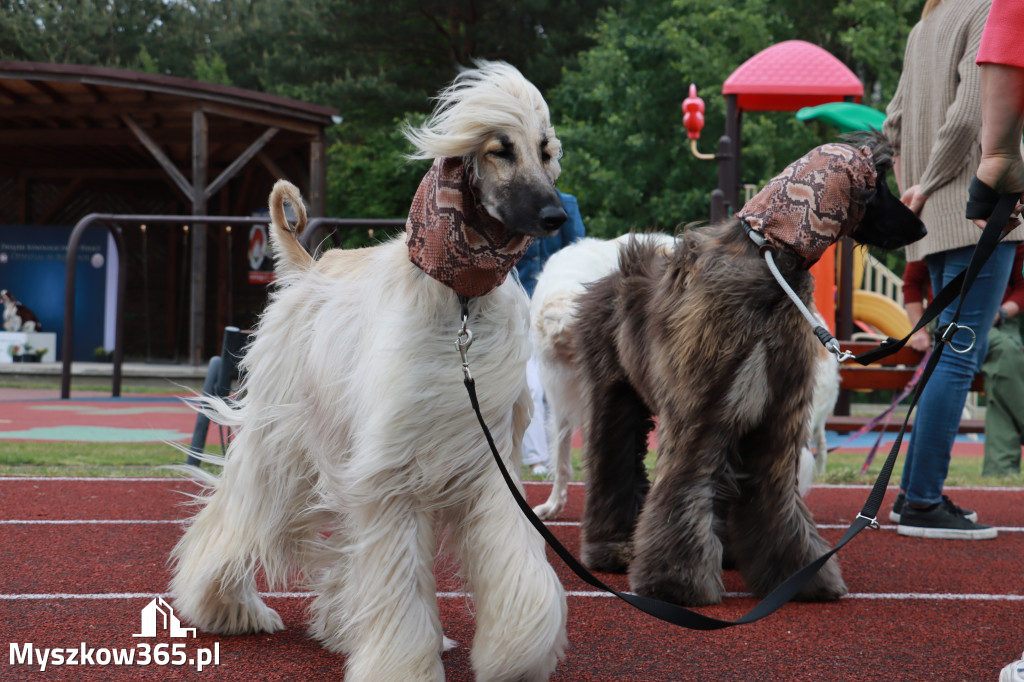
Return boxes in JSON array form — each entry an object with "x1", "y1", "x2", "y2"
[{"x1": 0, "y1": 61, "x2": 338, "y2": 362}]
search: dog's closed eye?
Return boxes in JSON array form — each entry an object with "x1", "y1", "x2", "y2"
[{"x1": 486, "y1": 137, "x2": 515, "y2": 160}]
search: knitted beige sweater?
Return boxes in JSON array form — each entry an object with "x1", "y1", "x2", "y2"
[{"x1": 884, "y1": 0, "x2": 1022, "y2": 262}]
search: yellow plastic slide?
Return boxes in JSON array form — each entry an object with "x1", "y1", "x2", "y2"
[{"x1": 852, "y1": 289, "x2": 912, "y2": 338}]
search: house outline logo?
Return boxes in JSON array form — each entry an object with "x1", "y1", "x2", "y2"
[{"x1": 133, "y1": 597, "x2": 196, "y2": 638}]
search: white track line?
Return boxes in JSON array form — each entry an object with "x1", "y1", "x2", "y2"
[
  {"x1": 2, "y1": 591, "x2": 1023, "y2": 602},
  {"x1": 0, "y1": 519, "x2": 182, "y2": 525},
  {"x1": 2, "y1": 477, "x2": 1023, "y2": 493},
  {"x1": 4, "y1": 519, "x2": 1023, "y2": 533},
  {"x1": 0, "y1": 477, "x2": 182, "y2": 482}
]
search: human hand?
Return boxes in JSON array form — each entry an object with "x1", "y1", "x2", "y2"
[
  {"x1": 900, "y1": 185, "x2": 928, "y2": 215},
  {"x1": 971, "y1": 199, "x2": 1023, "y2": 231},
  {"x1": 972, "y1": 154, "x2": 1024, "y2": 230},
  {"x1": 909, "y1": 329, "x2": 931, "y2": 352}
]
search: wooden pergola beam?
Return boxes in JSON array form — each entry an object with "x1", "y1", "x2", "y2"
[
  {"x1": 206, "y1": 126, "x2": 279, "y2": 200},
  {"x1": 120, "y1": 113, "x2": 192, "y2": 201}
]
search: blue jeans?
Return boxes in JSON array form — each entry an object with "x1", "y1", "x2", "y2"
[{"x1": 900, "y1": 242, "x2": 1016, "y2": 507}]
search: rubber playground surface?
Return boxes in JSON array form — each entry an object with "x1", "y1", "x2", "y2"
[
  {"x1": 1, "y1": 389, "x2": 1022, "y2": 680},
  {"x1": 0, "y1": 388, "x2": 196, "y2": 444}
]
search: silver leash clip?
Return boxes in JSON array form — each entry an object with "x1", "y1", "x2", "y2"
[
  {"x1": 939, "y1": 322, "x2": 976, "y2": 355},
  {"x1": 456, "y1": 316, "x2": 474, "y2": 381},
  {"x1": 825, "y1": 338, "x2": 854, "y2": 363},
  {"x1": 856, "y1": 513, "x2": 880, "y2": 530}
]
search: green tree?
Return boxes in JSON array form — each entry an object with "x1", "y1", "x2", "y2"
[
  {"x1": 548, "y1": 0, "x2": 922, "y2": 238},
  {"x1": 0, "y1": 0, "x2": 924, "y2": 231},
  {"x1": 0, "y1": 0, "x2": 187, "y2": 67},
  {"x1": 835, "y1": 0, "x2": 924, "y2": 105}
]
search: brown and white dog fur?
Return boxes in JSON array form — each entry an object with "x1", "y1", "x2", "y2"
[
  {"x1": 169, "y1": 61, "x2": 567, "y2": 682},
  {"x1": 545, "y1": 133, "x2": 925, "y2": 607}
]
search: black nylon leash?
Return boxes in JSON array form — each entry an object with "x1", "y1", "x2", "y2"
[{"x1": 457, "y1": 190, "x2": 1017, "y2": 631}]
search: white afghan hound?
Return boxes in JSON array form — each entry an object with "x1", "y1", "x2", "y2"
[{"x1": 170, "y1": 61, "x2": 567, "y2": 682}]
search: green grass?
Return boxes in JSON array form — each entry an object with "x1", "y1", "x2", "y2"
[
  {"x1": 0, "y1": 441, "x2": 222, "y2": 477},
  {"x1": 2, "y1": 440, "x2": 1021, "y2": 487},
  {"x1": 0, "y1": 379, "x2": 197, "y2": 395},
  {"x1": 819, "y1": 449, "x2": 1024, "y2": 487},
  {"x1": 520, "y1": 447, "x2": 1024, "y2": 488}
]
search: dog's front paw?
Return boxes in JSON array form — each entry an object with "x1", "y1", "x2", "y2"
[
  {"x1": 581, "y1": 540, "x2": 632, "y2": 573},
  {"x1": 184, "y1": 596, "x2": 285, "y2": 635},
  {"x1": 532, "y1": 499, "x2": 564, "y2": 520},
  {"x1": 793, "y1": 558, "x2": 847, "y2": 602},
  {"x1": 629, "y1": 566, "x2": 724, "y2": 607}
]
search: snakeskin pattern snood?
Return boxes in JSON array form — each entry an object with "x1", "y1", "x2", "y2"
[
  {"x1": 406, "y1": 157, "x2": 533, "y2": 298},
  {"x1": 737, "y1": 143, "x2": 877, "y2": 268}
]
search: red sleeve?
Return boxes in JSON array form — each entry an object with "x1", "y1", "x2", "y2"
[
  {"x1": 902, "y1": 260, "x2": 931, "y2": 305},
  {"x1": 977, "y1": 0, "x2": 1024, "y2": 67},
  {"x1": 1002, "y1": 244, "x2": 1024, "y2": 309}
]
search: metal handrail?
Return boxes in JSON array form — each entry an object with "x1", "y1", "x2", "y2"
[
  {"x1": 299, "y1": 217, "x2": 405, "y2": 255},
  {"x1": 61, "y1": 213, "x2": 406, "y2": 399},
  {"x1": 61, "y1": 214, "x2": 267, "y2": 399}
]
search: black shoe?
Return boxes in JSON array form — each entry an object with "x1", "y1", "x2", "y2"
[
  {"x1": 897, "y1": 503, "x2": 997, "y2": 540},
  {"x1": 889, "y1": 493, "x2": 977, "y2": 523}
]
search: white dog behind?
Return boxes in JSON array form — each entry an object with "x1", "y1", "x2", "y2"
[
  {"x1": 170, "y1": 62, "x2": 566, "y2": 682},
  {"x1": 530, "y1": 234, "x2": 673, "y2": 520},
  {"x1": 530, "y1": 235, "x2": 832, "y2": 521},
  {"x1": 807, "y1": 313, "x2": 841, "y2": 478}
]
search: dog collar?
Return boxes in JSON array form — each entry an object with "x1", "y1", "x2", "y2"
[
  {"x1": 736, "y1": 143, "x2": 877, "y2": 268},
  {"x1": 406, "y1": 157, "x2": 533, "y2": 298}
]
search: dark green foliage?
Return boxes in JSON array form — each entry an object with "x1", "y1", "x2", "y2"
[{"x1": 0, "y1": 0, "x2": 926, "y2": 235}]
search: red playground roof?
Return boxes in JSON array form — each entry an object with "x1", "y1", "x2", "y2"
[{"x1": 722, "y1": 40, "x2": 863, "y2": 112}]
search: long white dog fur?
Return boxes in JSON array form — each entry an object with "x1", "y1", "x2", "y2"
[
  {"x1": 530, "y1": 236, "x2": 837, "y2": 521},
  {"x1": 170, "y1": 62, "x2": 566, "y2": 682}
]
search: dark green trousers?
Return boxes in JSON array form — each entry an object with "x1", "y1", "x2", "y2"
[{"x1": 981, "y1": 315, "x2": 1024, "y2": 476}]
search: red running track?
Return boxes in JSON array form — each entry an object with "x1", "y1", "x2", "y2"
[{"x1": 1, "y1": 477, "x2": 1022, "y2": 681}]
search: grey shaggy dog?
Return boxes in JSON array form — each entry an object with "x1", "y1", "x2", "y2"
[{"x1": 569, "y1": 133, "x2": 926, "y2": 606}]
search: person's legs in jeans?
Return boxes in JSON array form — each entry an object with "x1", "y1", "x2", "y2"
[{"x1": 900, "y1": 242, "x2": 1016, "y2": 507}]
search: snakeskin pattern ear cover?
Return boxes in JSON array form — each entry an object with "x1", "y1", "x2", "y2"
[
  {"x1": 406, "y1": 157, "x2": 532, "y2": 297},
  {"x1": 737, "y1": 143, "x2": 877, "y2": 267}
]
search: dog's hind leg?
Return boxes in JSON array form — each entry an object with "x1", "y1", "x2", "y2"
[
  {"x1": 448, "y1": 471, "x2": 567, "y2": 682},
  {"x1": 579, "y1": 381, "x2": 654, "y2": 573},
  {"x1": 532, "y1": 406, "x2": 574, "y2": 520},
  {"x1": 170, "y1": 482, "x2": 284, "y2": 635},
  {"x1": 310, "y1": 497, "x2": 444, "y2": 682},
  {"x1": 728, "y1": 426, "x2": 847, "y2": 602},
  {"x1": 171, "y1": 429, "x2": 319, "y2": 635}
]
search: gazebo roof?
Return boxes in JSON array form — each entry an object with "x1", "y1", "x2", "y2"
[
  {"x1": 722, "y1": 40, "x2": 863, "y2": 112},
  {"x1": 0, "y1": 60, "x2": 338, "y2": 221}
]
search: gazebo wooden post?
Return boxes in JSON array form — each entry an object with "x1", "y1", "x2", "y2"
[
  {"x1": 309, "y1": 134, "x2": 327, "y2": 217},
  {"x1": 190, "y1": 109, "x2": 209, "y2": 365}
]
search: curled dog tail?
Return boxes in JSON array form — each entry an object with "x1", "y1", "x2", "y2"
[
  {"x1": 268, "y1": 179, "x2": 312, "y2": 274},
  {"x1": 534, "y1": 292, "x2": 579, "y2": 365}
]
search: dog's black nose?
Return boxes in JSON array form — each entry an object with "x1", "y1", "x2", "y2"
[{"x1": 540, "y1": 205, "x2": 568, "y2": 231}]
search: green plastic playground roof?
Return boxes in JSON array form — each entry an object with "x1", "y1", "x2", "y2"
[{"x1": 795, "y1": 102, "x2": 886, "y2": 132}]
